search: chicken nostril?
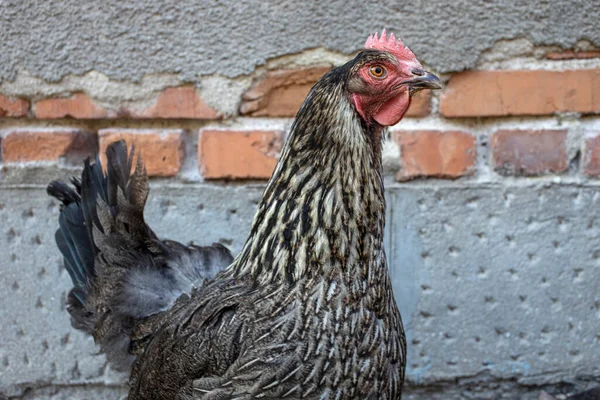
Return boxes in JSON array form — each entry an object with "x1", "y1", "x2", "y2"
[{"x1": 411, "y1": 69, "x2": 425, "y2": 76}]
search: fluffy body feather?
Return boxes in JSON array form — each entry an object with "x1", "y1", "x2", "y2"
[{"x1": 48, "y1": 32, "x2": 440, "y2": 399}]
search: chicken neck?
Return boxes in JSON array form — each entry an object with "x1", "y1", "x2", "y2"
[{"x1": 231, "y1": 71, "x2": 389, "y2": 306}]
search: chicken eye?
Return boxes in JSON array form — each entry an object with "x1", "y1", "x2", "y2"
[{"x1": 369, "y1": 65, "x2": 386, "y2": 78}]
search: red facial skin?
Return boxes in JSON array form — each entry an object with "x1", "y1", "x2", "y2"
[{"x1": 352, "y1": 58, "x2": 423, "y2": 127}]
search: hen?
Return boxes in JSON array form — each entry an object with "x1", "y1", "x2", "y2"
[{"x1": 47, "y1": 30, "x2": 440, "y2": 399}]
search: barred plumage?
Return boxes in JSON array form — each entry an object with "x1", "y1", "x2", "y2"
[{"x1": 48, "y1": 32, "x2": 441, "y2": 399}]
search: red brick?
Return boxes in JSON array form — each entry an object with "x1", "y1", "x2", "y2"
[
  {"x1": 0, "y1": 94, "x2": 30, "y2": 117},
  {"x1": 135, "y1": 86, "x2": 221, "y2": 119},
  {"x1": 35, "y1": 93, "x2": 112, "y2": 119},
  {"x1": 240, "y1": 68, "x2": 331, "y2": 117},
  {"x1": 240, "y1": 67, "x2": 431, "y2": 118},
  {"x1": 199, "y1": 129, "x2": 282, "y2": 180},
  {"x1": 583, "y1": 134, "x2": 600, "y2": 176},
  {"x1": 394, "y1": 130, "x2": 476, "y2": 180},
  {"x1": 99, "y1": 129, "x2": 184, "y2": 177},
  {"x1": 440, "y1": 70, "x2": 600, "y2": 117},
  {"x1": 406, "y1": 91, "x2": 432, "y2": 118},
  {"x1": 491, "y1": 129, "x2": 568, "y2": 176},
  {"x1": 545, "y1": 50, "x2": 600, "y2": 60},
  {"x1": 1, "y1": 128, "x2": 95, "y2": 163}
]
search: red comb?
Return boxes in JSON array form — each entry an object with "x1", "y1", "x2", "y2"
[{"x1": 364, "y1": 29, "x2": 417, "y2": 61}]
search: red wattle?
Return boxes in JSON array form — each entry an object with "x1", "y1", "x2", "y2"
[{"x1": 372, "y1": 91, "x2": 411, "y2": 126}]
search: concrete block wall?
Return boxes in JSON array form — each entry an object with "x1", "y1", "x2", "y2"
[{"x1": 1, "y1": 1, "x2": 599, "y2": 398}]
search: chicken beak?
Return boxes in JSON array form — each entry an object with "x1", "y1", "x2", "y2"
[{"x1": 402, "y1": 70, "x2": 442, "y2": 96}]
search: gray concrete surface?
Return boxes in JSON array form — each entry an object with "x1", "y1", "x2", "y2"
[
  {"x1": 1, "y1": 0, "x2": 599, "y2": 82},
  {"x1": 1, "y1": 181, "x2": 598, "y2": 399}
]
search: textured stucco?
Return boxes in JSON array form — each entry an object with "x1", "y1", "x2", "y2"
[
  {"x1": 1, "y1": 0, "x2": 599, "y2": 82},
  {"x1": 1, "y1": 182, "x2": 599, "y2": 398}
]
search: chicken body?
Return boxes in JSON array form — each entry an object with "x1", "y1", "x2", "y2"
[
  {"x1": 131, "y1": 276, "x2": 403, "y2": 399},
  {"x1": 129, "y1": 71, "x2": 404, "y2": 399},
  {"x1": 48, "y1": 32, "x2": 440, "y2": 399}
]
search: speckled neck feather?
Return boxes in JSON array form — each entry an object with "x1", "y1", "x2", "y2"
[{"x1": 232, "y1": 59, "x2": 386, "y2": 292}]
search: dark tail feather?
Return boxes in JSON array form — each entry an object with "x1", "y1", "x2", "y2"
[
  {"x1": 56, "y1": 207, "x2": 94, "y2": 305},
  {"x1": 48, "y1": 140, "x2": 158, "y2": 367},
  {"x1": 47, "y1": 143, "x2": 141, "y2": 319},
  {"x1": 103, "y1": 141, "x2": 154, "y2": 241},
  {"x1": 47, "y1": 181, "x2": 96, "y2": 314},
  {"x1": 49, "y1": 140, "x2": 233, "y2": 370},
  {"x1": 80, "y1": 157, "x2": 108, "y2": 241}
]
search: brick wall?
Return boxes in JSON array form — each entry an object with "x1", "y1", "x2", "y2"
[{"x1": 1, "y1": 61, "x2": 599, "y2": 181}]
